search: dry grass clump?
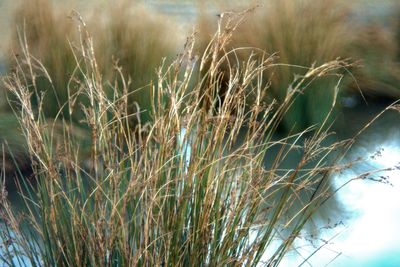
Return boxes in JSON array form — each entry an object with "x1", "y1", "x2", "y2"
[
  {"x1": 196, "y1": 0, "x2": 400, "y2": 131},
  {"x1": 349, "y1": 21, "x2": 400, "y2": 99},
  {"x1": 2, "y1": 0, "x2": 179, "y2": 173},
  {"x1": 6, "y1": 0, "x2": 179, "y2": 124},
  {"x1": 197, "y1": 0, "x2": 354, "y2": 132},
  {"x1": 0, "y1": 12, "x2": 355, "y2": 266}
]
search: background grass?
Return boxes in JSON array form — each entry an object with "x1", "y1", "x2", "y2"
[
  {"x1": 1, "y1": 0, "x2": 181, "y2": 174},
  {"x1": 5, "y1": 0, "x2": 180, "y2": 122},
  {"x1": 196, "y1": 0, "x2": 400, "y2": 131}
]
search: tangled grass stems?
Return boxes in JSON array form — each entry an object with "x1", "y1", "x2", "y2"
[{"x1": 1, "y1": 12, "x2": 356, "y2": 266}]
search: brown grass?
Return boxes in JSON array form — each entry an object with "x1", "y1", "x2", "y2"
[
  {"x1": 6, "y1": 0, "x2": 180, "y2": 124},
  {"x1": 0, "y1": 11, "x2": 357, "y2": 266}
]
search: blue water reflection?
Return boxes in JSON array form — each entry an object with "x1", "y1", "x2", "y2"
[
  {"x1": 329, "y1": 143, "x2": 400, "y2": 266},
  {"x1": 287, "y1": 109, "x2": 400, "y2": 266}
]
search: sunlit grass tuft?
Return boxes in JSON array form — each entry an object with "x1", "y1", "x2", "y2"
[{"x1": 0, "y1": 11, "x2": 358, "y2": 266}]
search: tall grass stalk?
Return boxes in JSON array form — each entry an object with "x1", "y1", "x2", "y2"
[{"x1": 1, "y1": 12, "x2": 354, "y2": 266}]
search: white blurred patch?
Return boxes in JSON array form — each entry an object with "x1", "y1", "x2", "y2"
[{"x1": 300, "y1": 143, "x2": 400, "y2": 266}]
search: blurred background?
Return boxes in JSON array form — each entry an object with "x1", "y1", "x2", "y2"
[{"x1": 0, "y1": 0, "x2": 399, "y2": 266}]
